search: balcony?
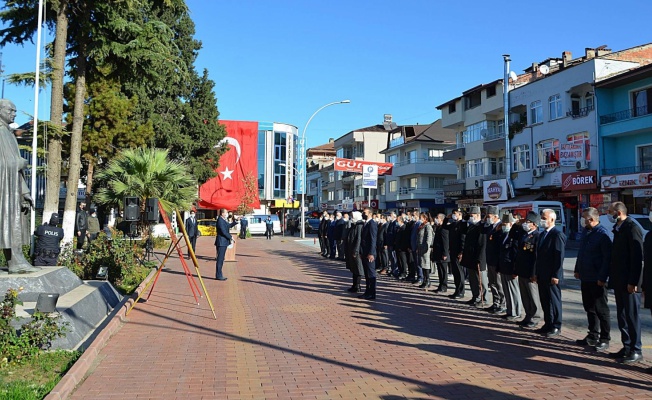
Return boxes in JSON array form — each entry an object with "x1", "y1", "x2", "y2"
[
  {"x1": 600, "y1": 105, "x2": 650, "y2": 124},
  {"x1": 443, "y1": 143, "x2": 465, "y2": 161},
  {"x1": 483, "y1": 131, "x2": 506, "y2": 152},
  {"x1": 342, "y1": 171, "x2": 357, "y2": 183},
  {"x1": 391, "y1": 157, "x2": 457, "y2": 177},
  {"x1": 389, "y1": 136, "x2": 405, "y2": 148},
  {"x1": 443, "y1": 178, "x2": 465, "y2": 193},
  {"x1": 567, "y1": 104, "x2": 594, "y2": 119},
  {"x1": 600, "y1": 105, "x2": 652, "y2": 137},
  {"x1": 601, "y1": 165, "x2": 652, "y2": 175}
]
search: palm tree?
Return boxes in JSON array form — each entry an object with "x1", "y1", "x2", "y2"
[{"x1": 94, "y1": 147, "x2": 197, "y2": 216}]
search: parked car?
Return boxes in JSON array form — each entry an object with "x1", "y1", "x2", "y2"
[
  {"x1": 305, "y1": 217, "x2": 320, "y2": 233},
  {"x1": 197, "y1": 219, "x2": 217, "y2": 236},
  {"x1": 243, "y1": 215, "x2": 281, "y2": 235},
  {"x1": 597, "y1": 213, "x2": 651, "y2": 240}
]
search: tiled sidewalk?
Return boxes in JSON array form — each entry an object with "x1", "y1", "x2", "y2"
[{"x1": 67, "y1": 236, "x2": 652, "y2": 399}]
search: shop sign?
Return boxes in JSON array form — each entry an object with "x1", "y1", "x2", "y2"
[
  {"x1": 550, "y1": 171, "x2": 562, "y2": 186},
  {"x1": 483, "y1": 179, "x2": 507, "y2": 202},
  {"x1": 561, "y1": 170, "x2": 597, "y2": 191},
  {"x1": 334, "y1": 158, "x2": 393, "y2": 175},
  {"x1": 559, "y1": 144, "x2": 584, "y2": 167},
  {"x1": 633, "y1": 188, "x2": 652, "y2": 198},
  {"x1": 601, "y1": 172, "x2": 652, "y2": 189},
  {"x1": 445, "y1": 190, "x2": 462, "y2": 197}
]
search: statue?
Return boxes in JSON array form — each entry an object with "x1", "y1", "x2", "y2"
[{"x1": 0, "y1": 99, "x2": 40, "y2": 274}]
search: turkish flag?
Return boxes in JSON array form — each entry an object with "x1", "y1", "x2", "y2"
[{"x1": 198, "y1": 120, "x2": 260, "y2": 210}]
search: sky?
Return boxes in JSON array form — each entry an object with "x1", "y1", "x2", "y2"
[{"x1": 2, "y1": 0, "x2": 652, "y2": 149}]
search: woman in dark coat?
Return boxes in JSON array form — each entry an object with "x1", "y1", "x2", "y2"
[{"x1": 346, "y1": 211, "x2": 365, "y2": 293}]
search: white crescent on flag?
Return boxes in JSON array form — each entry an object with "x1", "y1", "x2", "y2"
[{"x1": 215, "y1": 137, "x2": 241, "y2": 164}]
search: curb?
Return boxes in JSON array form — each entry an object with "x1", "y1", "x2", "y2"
[{"x1": 44, "y1": 267, "x2": 158, "y2": 400}]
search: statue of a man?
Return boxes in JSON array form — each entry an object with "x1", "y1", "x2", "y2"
[{"x1": 0, "y1": 99, "x2": 40, "y2": 273}]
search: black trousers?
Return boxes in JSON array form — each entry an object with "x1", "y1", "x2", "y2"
[
  {"x1": 613, "y1": 287, "x2": 642, "y2": 353},
  {"x1": 580, "y1": 281, "x2": 611, "y2": 341},
  {"x1": 436, "y1": 261, "x2": 449, "y2": 289},
  {"x1": 76, "y1": 229, "x2": 87, "y2": 249},
  {"x1": 396, "y1": 250, "x2": 408, "y2": 276},
  {"x1": 318, "y1": 236, "x2": 326, "y2": 254},
  {"x1": 538, "y1": 282, "x2": 562, "y2": 330},
  {"x1": 450, "y1": 257, "x2": 465, "y2": 295}
]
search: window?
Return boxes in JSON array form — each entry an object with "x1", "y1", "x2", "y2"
[
  {"x1": 549, "y1": 94, "x2": 563, "y2": 120},
  {"x1": 379, "y1": 181, "x2": 386, "y2": 196},
  {"x1": 389, "y1": 180, "x2": 397, "y2": 193},
  {"x1": 633, "y1": 87, "x2": 652, "y2": 117},
  {"x1": 571, "y1": 95, "x2": 581, "y2": 116},
  {"x1": 328, "y1": 191, "x2": 334, "y2": 201},
  {"x1": 585, "y1": 92, "x2": 594, "y2": 110},
  {"x1": 427, "y1": 149, "x2": 443, "y2": 159},
  {"x1": 448, "y1": 102, "x2": 456, "y2": 113},
  {"x1": 639, "y1": 145, "x2": 652, "y2": 171},
  {"x1": 387, "y1": 154, "x2": 398, "y2": 164},
  {"x1": 428, "y1": 177, "x2": 444, "y2": 189},
  {"x1": 486, "y1": 85, "x2": 497, "y2": 98},
  {"x1": 567, "y1": 132, "x2": 591, "y2": 161},
  {"x1": 356, "y1": 185, "x2": 365, "y2": 197},
  {"x1": 328, "y1": 172, "x2": 334, "y2": 182},
  {"x1": 466, "y1": 159, "x2": 485, "y2": 178},
  {"x1": 336, "y1": 148, "x2": 344, "y2": 158},
  {"x1": 513, "y1": 145, "x2": 530, "y2": 172},
  {"x1": 405, "y1": 150, "x2": 417, "y2": 164},
  {"x1": 530, "y1": 100, "x2": 543, "y2": 124},
  {"x1": 464, "y1": 91, "x2": 481, "y2": 110},
  {"x1": 257, "y1": 131, "x2": 267, "y2": 196},
  {"x1": 408, "y1": 177, "x2": 418, "y2": 189},
  {"x1": 273, "y1": 131, "x2": 287, "y2": 198},
  {"x1": 536, "y1": 139, "x2": 560, "y2": 167},
  {"x1": 489, "y1": 157, "x2": 505, "y2": 176},
  {"x1": 337, "y1": 190, "x2": 343, "y2": 201}
]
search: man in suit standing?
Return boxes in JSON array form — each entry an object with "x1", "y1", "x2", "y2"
[
  {"x1": 239, "y1": 216, "x2": 248, "y2": 239},
  {"x1": 534, "y1": 209, "x2": 566, "y2": 337},
  {"x1": 515, "y1": 212, "x2": 543, "y2": 329},
  {"x1": 608, "y1": 201, "x2": 644, "y2": 364},
  {"x1": 460, "y1": 206, "x2": 487, "y2": 306},
  {"x1": 318, "y1": 211, "x2": 329, "y2": 257},
  {"x1": 185, "y1": 210, "x2": 199, "y2": 258},
  {"x1": 447, "y1": 209, "x2": 466, "y2": 299},
  {"x1": 484, "y1": 206, "x2": 506, "y2": 313},
  {"x1": 359, "y1": 207, "x2": 378, "y2": 300},
  {"x1": 215, "y1": 208, "x2": 238, "y2": 281},
  {"x1": 432, "y1": 213, "x2": 450, "y2": 293}
]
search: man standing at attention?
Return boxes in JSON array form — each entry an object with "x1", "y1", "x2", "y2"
[
  {"x1": 574, "y1": 207, "x2": 612, "y2": 350},
  {"x1": 359, "y1": 207, "x2": 378, "y2": 300},
  {"x1": 608, "y1": 202, "x2": 644, "y2": 364},
  {"x1": 534, "y1": 209, "x2": 566, "y2": 337},
  {"x1": 185, "y1": 210, "x2": 199, "y2": 257},
  {"x1": 215, "y1": 208, "x2": 237, "y2": 281}
]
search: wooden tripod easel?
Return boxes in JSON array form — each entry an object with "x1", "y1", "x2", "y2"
[{"x1": 126, "y1": 203, "x2": 216, "y2": 319}]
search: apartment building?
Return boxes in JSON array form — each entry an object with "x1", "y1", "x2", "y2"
[
  {"x1": 305, "y1": 140, "x2": 335, "y2": 212},
  {"x1": 381, "y1": 120, "x2": 457, "y2": 212}
]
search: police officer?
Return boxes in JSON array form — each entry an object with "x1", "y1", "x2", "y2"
[{"x1": 33, "y1": 213, "x2": 64, "y2": 266}]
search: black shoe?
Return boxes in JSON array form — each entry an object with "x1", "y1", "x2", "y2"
[
  {"x1": 465, "y1": 299, "x2": 477, "y2": 305},
  {"x1": 576, "y1": 336, "x2": 598, "y2": 346},
  {"x1": 413, "y1": 280, "x2": 423, "y2": 286},
  {"x1": 362, "y1": 294, "x2": 376, "y2": 300},
  {"x1": 534, "y1": 326, "x2": 550, "y2": 334},
  {"x1": 645, "y1": 366, "x2": 652, "y2": 374},
  {"x1": 609, "y1": 348, "x2": 630, "y2": 359},
  {"x1": 520, "y1": 321, "x2": 537, "y2": 329},
  {"x1": 418, "y1": 281, "x2": 428, "y2": 288},
  {"x1": 346, "y1": 286, "x2": 359, "y2": 293},
  {"x1": 434, "y1": 287, "x2": 448, "y2": 293},
  {"x1": 619, "y1": 352, "x2": 643, "y2": 364},
  {"x1": 216, "y1": 277, "x2": 227, "y2": 281},
  {"x1": 485, "y1": 305, "x2": 498, "y2": 312},
  {"x1": 505, "y1": 315, "x2": 521, "y2": 322},
  {"x1": 491, "y1": 307, "x2": 507, "y2": 314},
  {"x1": 594, "y1": 341, "x2": 610, "y2": 351},
  {"x1": 451, "y1": 294, "x2": 464, "y2": 299},
  {"x1": 545, "y1": 328, "x2": 561, "y2": 338}
]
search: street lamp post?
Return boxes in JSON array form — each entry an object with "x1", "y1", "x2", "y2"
[{"x1": 299, "y1": 100, "x2": 350, "y2": 239}]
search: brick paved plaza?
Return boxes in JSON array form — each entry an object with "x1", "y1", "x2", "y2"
[{"x1": 64, "y1": 236, "x2": 652, "y2": 399}]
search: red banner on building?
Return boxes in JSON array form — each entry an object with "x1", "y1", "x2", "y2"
[
  {"x1": 561, "y1": 170, "x2": 597, "y2": 191},
  {"x1": 198, "y1": 120, "x2": 260, "y2": 210},
  {"x1": 334, "y1": 157, "x2": 393, "y2": 175}
]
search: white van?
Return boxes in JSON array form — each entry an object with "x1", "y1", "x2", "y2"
[
  {"x1": 243, "y1": 215, "x2": 281, "y2": 235},
  {"x1": 498, "y1": 201, "x2": 566, "y2": 234}
]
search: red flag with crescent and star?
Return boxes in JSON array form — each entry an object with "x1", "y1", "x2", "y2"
[{"x1": 198, "y1": 120, "x2": 260, "y2": 210}]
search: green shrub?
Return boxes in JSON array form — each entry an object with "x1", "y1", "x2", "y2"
[
  {"x1": 147, "y1": 236, "x2": 170, "y2": 250},
  {"x1": 58, "y1": 233, "x2": 151, "y2": 295},
  {"x1": 0, "y1": 245, "x2": 32, "y2": 267},
  {"x1": 0, "y1": 289, "x2": 68, "y2": 365}
]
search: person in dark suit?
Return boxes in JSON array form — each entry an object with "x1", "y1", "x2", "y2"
[
  {"x1": 460, "y1": 206, "x2": 487, "y2": 306},
  {"x1": 239, "y1": 216, "x2": 248, "y2": 239},
  {"x1": 608, "y1": 202, "x2": 644, "y2": 364},
  {"x1": 185, "y1": 210, "x2": 199, "y2": 257},
  {"x1": 446, "y1": 209, "x2": 466, "y2": 299},
  {"x1": 574, "y1": 207, "x2": 612, "y2": 350},
  {"x1": 359, "y1": 207, "x2": 378, "y2": 300},
  {"x1": 333, "y1": 211, "x2": 346, "y2": 260},
  {"x1": 643, "y1": 211, "x2": 652, "y2": 374},
  {"x1": 431, "y1": 213, "x2": 450, "y2": 293},
  {"x1": 515, "y1": 212, "x2": 543, "y2": 329},
  {"x1": 498, "y1": 213, "x2": 522, "y2": 321},
  {"x1": 534, "y1": 209, "x2": 567, "y2": 338},
  {"x1": 394, "y1": 216, "x2": 409, "y2": 279},
  {"x1": 341, "y1": 212, "x2": 352, "y2": 263},
  {"x1": 318, "y1": 212, "x2": 329, "y2": 256},
  {"x1": 385, "y1": 212, "x2": 398, "y2": 275},
  {"x1": 346, "y1": 211, "x2": 364, "y2": 293},
  {"x1": 376, "y1": 215, "x2": 388, "y2": 274},
  {"x1": 265, "y1": 216, "x2": 274, "y2": 240},
  {"x1": 484, "y1": 205, "x2": 505, "y2": 313},
  {"x1": 214, "y1": 208, "x2": 237, "y2": 281}
]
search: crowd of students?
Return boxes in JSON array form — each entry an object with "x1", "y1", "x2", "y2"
[{"x1": 315, "y1": 201, "x2": 652, "y2": 373}]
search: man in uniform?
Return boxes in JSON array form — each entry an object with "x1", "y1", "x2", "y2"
[
  {"x1": 460, "y1": 206, "x2": 487, "y2": 306},
  {"x1": 447, "y1": 209, "x2": 466, "y2": 299},
  {"x1": 33, "y1": 213, "x2": 64, "y2": 266},
  {"x1": 515, "y1": 212, "x2": 543, "y2": 329},
  {"x1": 574, "y1": 207, "x2": 612, "y2": 350},
  {"x1": 534, "y1": 209, "x2": 566, "y2": 337},
  {"x1": 484, "y1": 206, "x2": 506, "y2": 313}
]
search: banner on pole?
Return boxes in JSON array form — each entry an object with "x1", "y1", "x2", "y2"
[{"x1": 334, "y1": 157, "x2": 393, "y2": 175}]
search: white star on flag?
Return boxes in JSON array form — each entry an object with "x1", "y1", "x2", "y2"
[{"x1": 220, "y1": 167, "x2": 234, "y2": 180}]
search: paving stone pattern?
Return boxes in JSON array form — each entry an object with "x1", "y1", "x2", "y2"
[{"x1": 69, "y1": 236, "x2": 652, "y2": 399}]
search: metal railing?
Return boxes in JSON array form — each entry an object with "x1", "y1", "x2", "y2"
[
  {"x1": 443, "y1": 143, "x2": 465, "y2": 151},
  {"x1": 394, "y1": 157, "x2": 446, "y2": 167},
  {"x1": 484, "y1": 131, "x2": 506, "y2": 141},
  {"x1": 443, "y1": 178, "x2": 466, "y2": 185},
  {"x1": 566, "y1": 104, "x2": 594, "y2": 119},
  {"x1": 601, "y1": 166, "x2": 652, "y2": 175},
  {"x1": 600, "y1": 105, "x2": 650, "y2": 125}
]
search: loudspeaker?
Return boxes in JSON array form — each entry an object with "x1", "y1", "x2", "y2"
[
  {"x1": 146, "y1": 198, "x2": 159, "y2": 222},
  {"x1": 124, "y1": 197, "x2": 140, "y2": 221},
  {"x1": 35, "y1": 293, "x2": 59, "y2": 313}
]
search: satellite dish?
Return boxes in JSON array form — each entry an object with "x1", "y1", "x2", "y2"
[
  {"x1": 509, "y1": 71, "x2": 518, "y2": 81},
  {"x1": 480, "y1": 129, "x2": 488, "y2": 138},
  {"x1": 539, "y1": 65, "x2": 550, "y2": 75}
]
